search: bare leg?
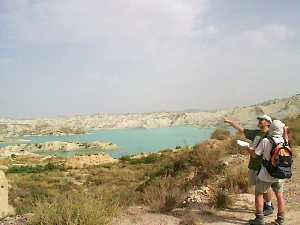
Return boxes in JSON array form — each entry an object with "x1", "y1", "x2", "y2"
[
  {"x1": 248, "y1": 193, "x2": 264, "y2": 224},
  {"x1": 275, "y1": 192, "x2": 285, "y2": 216},
  {"x1": 263, "y1": 188, "x2": 273, "y2": 202},
  {"x1": 255, "y1": 193, "x2": 264, "y2": 214}
]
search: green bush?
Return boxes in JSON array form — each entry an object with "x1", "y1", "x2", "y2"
[
  {"x1": 7, "y1": 163, "x2": 63, "y2": 174},
  {"x1": 120, "y1": 153, "x2": 161, "y2": 165}
]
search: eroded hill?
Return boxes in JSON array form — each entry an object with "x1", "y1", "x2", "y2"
[{"x1": 1, "y1": 94, "x2": 300, "y2": 137}]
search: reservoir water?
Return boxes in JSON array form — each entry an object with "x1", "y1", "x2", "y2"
[{"x1": 0, "y1": 126, "x2": 214, "y2": 158}]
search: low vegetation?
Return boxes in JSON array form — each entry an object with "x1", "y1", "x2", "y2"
[
  {"x1": 210, "y1": 128, "x2": 231, "y2": 140},
  {"x1": 119, "y1": 153, "x2": 161, "y2": 164},
  {"x1": 284, "y1": 114, "x2": 300, "y2": 146},
  {"x1": 7, "y1": 163, "x2": 64, "y2": 174},
  {"x1": 3, "y1": 114, "x2": 299, "y2": 223},
  {"x1": 213, "y1": 189, "x2": 234, "y2": 209},
  {"x1": 29, "y1": 192, "x2": 119, "y2": 225},
  {"x1": 137, "y1": 138, "x2": 236, "y2": 212},
  {"x1": 220, "y1": 161, "x2": 250, "y2": 194},
  {"x1": 141, "y1": 176, "x2": 185, "y2": 213}
]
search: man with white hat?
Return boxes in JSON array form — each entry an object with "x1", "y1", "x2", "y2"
[
  {"x1": 224, "y1": 114, "x2": 274, "y2": 215},
  {"x1": 248, "y1": 120, "x2": 286, "y2": 225}
]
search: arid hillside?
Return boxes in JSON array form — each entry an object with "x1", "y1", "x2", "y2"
[{"x1": 1, "y1": 94, "x2": 300, "y2": 137}]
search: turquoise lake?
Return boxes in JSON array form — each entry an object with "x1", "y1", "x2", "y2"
[{"x1": 0, "y1": 126, "x2": 214, "y2": 158}]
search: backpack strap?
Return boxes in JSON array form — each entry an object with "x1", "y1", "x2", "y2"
[
  {"x1": 266, "y1": 136, "x2": 276, "y2": 148},
  {"x1": 255, "y1": 133, "x2": 268, "y2": 148},
  {"x1": 262, "y1": 136, "x2": 277, "y2": 168}
]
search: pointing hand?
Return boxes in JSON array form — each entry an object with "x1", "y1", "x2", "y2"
[{"x1": 223, "y1": 117, "x2": 232, "y2": 124}]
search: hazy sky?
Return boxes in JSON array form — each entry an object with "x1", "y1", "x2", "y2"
[{"x1": 1, "y1": 0, "x2": 300, "y2": 118}]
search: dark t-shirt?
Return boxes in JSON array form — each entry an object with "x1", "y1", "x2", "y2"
[{"x1": 244, "y1": 129, "x2": 265, "y2": 171}]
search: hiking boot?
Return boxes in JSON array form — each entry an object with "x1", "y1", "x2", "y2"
[
  {"x1": 249, "y1": 214, "x2": 265, "y2": 225},
  {"x1": 271, "y1": 216, "x2": 284, "y2": 225},
  {"x1": 263, "y1": 202, "x2": 274, "y2": 216}
]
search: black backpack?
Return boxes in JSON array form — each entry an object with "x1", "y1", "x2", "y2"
[{"x1": 262, "y1": 136, "x2": 293, "y2": 179}]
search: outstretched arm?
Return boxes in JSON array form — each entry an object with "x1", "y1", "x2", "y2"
[{"x1": 223, "y1": 117, "x2": 245, "y2": 133}]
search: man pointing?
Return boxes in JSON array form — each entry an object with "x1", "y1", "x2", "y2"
[{"x1": 224, "y1": 114, "x2": 274, "y2": 216}]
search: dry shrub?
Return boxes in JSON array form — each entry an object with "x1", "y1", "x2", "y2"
[
  {"x1": 213, "y1": 189, "x2": 234, "y2": 209},
  {"x1": 284, "y1": 115, "x2": 300, "y2": 146},
  {"x1": 226, "y1": 135, "x2": 246, "y2": 155},
  {"x1": 220, "y1": 161, "x2": 250, "y2": 193},
  {"x1": 191, "y1": 147, "x2": 226, "y2": 182},
  {"x1": 210, "y1": 128, "x2": 231, "y2": 140},
  {"x1": 141, "y1": 176, "x2": 185, "y2": 213},
  {"x1": 288, "y1": 128, "x2": 300, "y2": 147},
  {"x1": 28, "y1": 192, "x2": 119, "y2": 225}
]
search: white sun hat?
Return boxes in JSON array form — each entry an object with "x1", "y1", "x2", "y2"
[
  {"x1": 257, "y1": 114, "x2": 273, "y2": 123},
  {"x1": 268, "y1": 120, "x2": 286, "y2": 138}
]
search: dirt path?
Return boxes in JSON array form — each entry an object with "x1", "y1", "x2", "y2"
[{"x1": 112, "y1": 206, "x2": 181, "y2": 225}]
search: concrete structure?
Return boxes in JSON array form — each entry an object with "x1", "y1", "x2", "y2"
[{"x1": 0, "y1": 170, "x2": 14, "y2": 218}]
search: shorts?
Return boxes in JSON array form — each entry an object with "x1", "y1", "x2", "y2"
[
  {"x1": 248, "y1": 169, "x2": 258, "y2": 186},
  {"x1": 255, "y1": 178, "x2": 284, "y2": 195}
]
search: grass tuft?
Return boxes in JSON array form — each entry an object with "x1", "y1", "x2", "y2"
[
  {"x1": 141, "y1": 176, "x2": 185, "y2": 213},
  {"x1": 220, "y1": 161, "x2": 250, "y2": 194},
  {"x1": 213, "y1": 189, "x2": 234, "y2": 209},
  {"x1": 28, "y1": 192, "x2": 119, "y2": 225}
]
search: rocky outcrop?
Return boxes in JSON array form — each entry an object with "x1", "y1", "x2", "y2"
[
  {"x1": 82, "y1": 140, "x2": 118, "y2": 150},
  {"x1": 183, "y1": 186, "x2": 213, "y2": 206},
  {"x1": 64, "y1": 153, "x2": 118, "y2": 168}
]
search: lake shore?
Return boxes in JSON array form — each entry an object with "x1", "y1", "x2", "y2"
[{"x1": 0, "y1": 140, "x2": 119, "y2": 158}]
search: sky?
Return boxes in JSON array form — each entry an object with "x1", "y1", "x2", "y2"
[{"x1": 0, "y1": 0, "x2": 300, "y2": 118}]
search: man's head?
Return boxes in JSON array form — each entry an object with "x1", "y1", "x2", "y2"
[{"x1": 256, "y1": 114, "x2": 272, "y2": 131}]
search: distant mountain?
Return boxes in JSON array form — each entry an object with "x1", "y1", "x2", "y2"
[
  {"x1": 225, "y1": 94, "x2": 300, "y2": 127},
  {"x1": 1, "y1": 94, "x2": 300, "y2": 136}
]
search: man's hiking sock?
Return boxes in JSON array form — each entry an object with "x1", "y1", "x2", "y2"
[
  {"x1": 265, "y1": 201, "x2": 272, "y2": 207},
  {"x1": 263, "y1": 202, "x2": 274, "y2": 216}
]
